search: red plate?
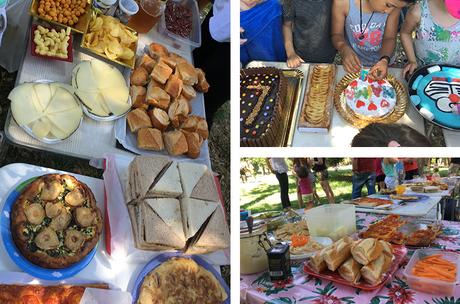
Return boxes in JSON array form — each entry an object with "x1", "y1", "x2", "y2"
[
  {"x1": 303, "y1": 244, "x2": 407, "y2": 291},
  {"x1": 30, "y1": 24, "x2": 73, "y2": 62}
]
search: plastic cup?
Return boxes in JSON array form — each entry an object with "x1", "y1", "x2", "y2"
[{"x1": 127, "y1": 0, "x2": 165, "y2": 33}]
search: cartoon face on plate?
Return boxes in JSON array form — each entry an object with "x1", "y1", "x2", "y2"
[{"x1": 424, "y1": 77, "x2": 460, "y2": 113}]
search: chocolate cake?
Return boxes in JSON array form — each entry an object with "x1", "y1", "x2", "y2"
[{"x1": 240, "y1": 67, "x2": 287, "y2": 147}]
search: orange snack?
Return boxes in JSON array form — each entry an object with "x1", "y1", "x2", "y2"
[
  {"x1": 412, "y1": 255, "x2": 457, "y2": 282},
  {"x1": 291, "y1": 234, "x2": 309, "y2": 247}
]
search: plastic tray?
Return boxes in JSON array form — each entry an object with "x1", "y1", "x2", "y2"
[
  {"x1": 30, "y1": 24, "x2": 73, "y2": 62},
  {"x1": 403, "y1": 249, "x2": 460, "y2": 296},
  {"x1": 159, "y1": 0, "x2": 201, "y2": 49},
  {"x1": 303, "y1": 244, "x2": 407, "y2": 291},
  {"x1": 0, "y1": 177, "x2": 98, "y2": 280},
  {"x1": 131, "y1": 252, "x2": 230, "y2": 303}
]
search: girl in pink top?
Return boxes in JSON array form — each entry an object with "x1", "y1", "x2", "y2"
[{"x1": 293, "y1": 159, "x2": 315, "y2": 209}]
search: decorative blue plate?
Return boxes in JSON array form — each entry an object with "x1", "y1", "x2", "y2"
[
  {"x1": 0, "y1": 177, "x2": 98, "y2": 280},
  {"x1": 408, "y1": 64, "x2": 460, "y2": 131},
  {"x1": 132, "y1": 252, "x2": 230, "y2": 304}
]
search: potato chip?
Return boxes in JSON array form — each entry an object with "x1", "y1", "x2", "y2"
[{"x1": 118, "y1": 47, "x2": 134, "y2": 60}]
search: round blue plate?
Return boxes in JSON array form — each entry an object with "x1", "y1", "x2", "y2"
[
  {"x1": 0, "y1": 176, "x2": 98, "y2": 280},
  {"x1": 132, "y1": 252, "x2": 230, "y2": 304}
]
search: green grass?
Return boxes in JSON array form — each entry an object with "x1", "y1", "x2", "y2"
[{"x1": 240, "y1": 167, "x2": 451, "y2": 214}]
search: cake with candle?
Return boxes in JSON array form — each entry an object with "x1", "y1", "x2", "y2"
[
  {"x1": 240, "y1": 67, "x2": 287, "y2": 147},
  {"x1": 344, "y1": 76, "x2": 397, "y2": 120}
]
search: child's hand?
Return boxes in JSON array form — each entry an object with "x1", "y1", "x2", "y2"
[
  {"x1": 402, "y1": 61, "x2": 418, "y2": 80},
  {"x1": 369, "y1": 59, "x2": 388, "y2": 80},
  {"x1": 240, "y1": 27, "x2": 247, "y2": 45},
  {"x1": 341, "y1": 47, "x2": 361, "y2": 73},
  {"x1": 287, "y1": 53, "x2": 304, "y2": 68}
]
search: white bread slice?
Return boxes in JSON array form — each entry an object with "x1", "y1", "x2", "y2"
[{"x1": 180, "y1": 198, "x2": 217, "y2": 239}]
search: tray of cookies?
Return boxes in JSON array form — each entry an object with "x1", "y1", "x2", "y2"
[{"x1": 297, "y1": 64, "x2": 336, "y2": 132}]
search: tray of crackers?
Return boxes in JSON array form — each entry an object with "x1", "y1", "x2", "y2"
[
  {"x1": 81, "y1": 11, "x2": 138, "y2": 69},
  {"x1": 30, "y1": 0, "x2": 92, "y2": 33},
  {"x1": 298, "y1": 64, "x2": 336, "y2": 132},
  {"x1": 359, "y1": 215, "x2": 442, "y2": 247}
]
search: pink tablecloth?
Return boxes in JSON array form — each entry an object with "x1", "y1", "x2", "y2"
[{"x1": 241, "y1": 213, "x2": 460, "y2": 304}]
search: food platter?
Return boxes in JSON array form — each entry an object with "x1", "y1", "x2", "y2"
[
  {"x1": 302, "y1": 244, "x2": 407, "y2": 291},
  {"x1": 334, "y1": 73, "x2": 408, "y2": 128},
  {"x1": 0, "y1": 177, "x2": 98, "y2": 280},
  {"x1": 81, "y1": 10, "x2": 138, "y2": 69},
  {"x1": 29, "y1": 0, "x2": 92, "y2": 34},
  {"x1": 131, "y1": 252, "x2": 230, "y2": 304}
]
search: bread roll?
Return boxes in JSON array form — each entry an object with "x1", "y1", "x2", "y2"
[
  {"x1": 130, "y1": 67, "x2": 149, "y2": 86},
  {"x1": 176, "y1": 62, "x2": 198, "y2": 85},
  {"x1": 324, "y1": 236, "x2": 353, "y2": 271},
  {"x1": 151, "y1": 61, "x2": 173, "y2": 84},
  {"x1": 127, "y1": 108, "x2": 152, "y2": 133},
  {"x1": 146, "y1": 83, "x2": 170, "y2": 110},
  {"x1": 194, "y1": 68, "x2": 210, "y2": 93},
  {"x1": 379, "y1": 240, "x2": 394, "y2": 259},
  {"x1": 149, "y1": 108, "x2": 170, "y2": 131},
  {"x1": 161, "y1": 56, "x2": 177, "y2": 69},
  {"x1": 360, "y1": 254, "x2": 393, "y2": 285},
  {"x1": 148, "y1": 43, "x2": 169, "y2": 59},
  {"x1": 180, "y1": 115, "x2": 199, "y2": 132},
  {"x1": 182, "y1": 131, "x2": 202, "y2": 159},
  {"x1": 351, "y1": 238, "x2": 383, "y2": 265},
  {"x1": 165, "y1": 74, "x2": 183, "y2": 99},
  {"x1": 168, "y1": 52, "x2": 188, "y2": 65},
  {"x1": 130, "y1": 86, "x2": 147, "y2": 110},
  {"x1": 138, "y1": 54, "x2": 156, "y2": 73},
  {"x1": 196, "y1": 117, "x2": 209, "y2": 140},
  {"x1": 182, "y1": 85, "x2": 197, "y2": 100},
  {"x1": 137, "y1": 128, "x2": 164, "y2": 151},
  {"x1": 163, "y1": 130, "x2": 188, "y2": 156},
  {"x1": 310, "y1": 246, "x2": 331, "y2": 273},
  {"x1": 168, "y1": 100, "x2": 189, "y2": 128},
  {"x1": 338, "y1": 258, "x2": 362, "y2": 284}
]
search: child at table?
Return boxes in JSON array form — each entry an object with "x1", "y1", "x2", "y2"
[
  {"x1": 282, "y1": 0, "x2": 337, "y2": 68},
  {"x1": 382, "y1": 158, "x2": 398, "y2": 189},
  {"x1": 293, "y1": 159, "x2": 315, "y2": 209},
  {"x1": 331, "y1": 0, "x2": 415, "y2": 79},
  {"x1": 400, "y1": 0, "x2": 460, "y2": 78},
  {"x1": 240, "y1": 0, "x2": 286, "y2": 66}
]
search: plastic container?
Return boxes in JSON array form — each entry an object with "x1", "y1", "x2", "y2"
[
  {"x1": 159, "y1": 0, "x2": 201, "y2": 49},
  {"x1": 403, "y1": 249, "x2": 460, "y2": 296},
  {"x1": 304, "y1": 204, "x2": 356, "y2": 241},
  {"x1": 115, "y1": 0, "x2": 139, "y2": 24}
]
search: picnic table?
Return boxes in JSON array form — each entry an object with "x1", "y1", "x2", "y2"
[
  {"x1": 3, "y1": 16, "x2": 210, "y2": 165},
  {"x1": 240, "y1": 212, "x2": 460, "y2": 304}
]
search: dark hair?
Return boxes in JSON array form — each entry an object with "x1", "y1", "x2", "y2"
[
  {"x1": 293, "y1": 158, "x2": 310, "y2": 178},
  {"x1": 351, "y1": 123, "x2": 432, "y2": 147}
]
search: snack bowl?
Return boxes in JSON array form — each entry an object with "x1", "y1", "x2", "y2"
[
  {"x1": 30, "y1": 24, "x2": 73, "y2": 62},
  {"x1": 29, "y1": 0, "x2": 92, "y2": 34},
  {"x1": 403, "y1": 249, "x2": 460, "y2": 296}
]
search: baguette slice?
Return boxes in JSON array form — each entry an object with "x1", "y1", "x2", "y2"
[
  {"x1": 351, "y1": 238, "x2": 383, "y2": 265},
  {"x1": 360, "y1": 254, "x2": 393, "y2": 285},
  {"x1": 338, "y1": 258, "x2": 362, "y2": 284},
  {"x1": 324, "y1": 236, "x2": 353, "y2": 271}
]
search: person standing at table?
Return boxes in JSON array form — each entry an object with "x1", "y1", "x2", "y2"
[
  {"x1": 382, "y1": 158, "x2": 398, "y2": 189},
  {"x1": 403, "y1": 158, "x2": 419, "y2": 180},
  {"x1": 293, "y1": 159, "x2": 314, "y2": 209},
  {"x1": 282, "y1": 0, "x2": 337, "y2": 68},
  {"x1": 267, "y1": 158, "x2": 291, "y2": 210},
  {"x1": 240, "y1": 0, "x2": 287, "y2": 66},
  {"x1": 351, "y1": 158, "x2": 377, "y2": 199},
  {"x1": 375, "y1": 157, "x2": 385, "y2": 191},
  {"x1": 449, "y1": 158, "x2": 460, "y2": 176},
  {"x1": 311, "y1": 158, "x2": 335, "y2": 203}
]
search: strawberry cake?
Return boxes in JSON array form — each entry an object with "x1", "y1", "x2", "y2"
[{"x1": 344, "y1": 76, "x2": 397, "y2": 119}]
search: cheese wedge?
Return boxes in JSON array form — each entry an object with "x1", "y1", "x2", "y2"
[
  {"x1": 47, "y1": 107, "x2": 82, "y2": 137},
  {"x1": 101, "y1": 87, "x2": 130, "y2": 115},
  {"x1": 90, "y1": 60, "x2": 127, "y2": 89},
  {"x1": 33, "y1": 83, "x2": 52, "y2": 111},
  {"x1": 31, "y1": 118, "x2": 52, "y2": 139},
  {"x1": 9, "y1": 84, "x2": 44, "y2": 125},
  {"x1": 75, "y1": 61, "x2": 99, "y2": 92},
  {"x1": 46, "y1": 87, "x2": 79, "y2": 115},
  {"x1": 75, "y1": 90, "x2": 109, "y2": 116}
]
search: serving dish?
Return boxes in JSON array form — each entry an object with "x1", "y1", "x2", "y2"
[
  {"x1": 30, "y1": 24, "x2": 73, "y2": 62},
  {"x1": 0, "y1": 177, "x2": 98, "y2": 280}
]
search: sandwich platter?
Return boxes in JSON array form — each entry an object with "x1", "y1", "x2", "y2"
[
  {"x1": 132, "y1": 252, "x2": 230, "y2": 303},
  {"x1": 303, "y1": 244, "x2": 407, "y2": 291}
]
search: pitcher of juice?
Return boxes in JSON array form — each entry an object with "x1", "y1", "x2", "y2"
[{"x1": 127, "y1": 0, "x2": 165, "y2": 33}]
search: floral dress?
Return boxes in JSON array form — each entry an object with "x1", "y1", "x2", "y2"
[{"x1": 414, "y1": 0, "x2": 460, "y2": 65}]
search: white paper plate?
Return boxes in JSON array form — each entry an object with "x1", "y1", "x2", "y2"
[{"x1": 290, "y1": 237, "x2": 333, "y2": 260}]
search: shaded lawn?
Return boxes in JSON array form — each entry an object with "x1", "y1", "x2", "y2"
[
  {"x1": 241, "y1": 167, "x2": 450, "y2": 213},
  {"x1": 241, "y1": 169, "x2": 356, "y2": 213}
]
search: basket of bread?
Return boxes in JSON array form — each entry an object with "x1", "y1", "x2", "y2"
[{"x1": 303, "y1": 237, "x2": 407, "y2": 290}]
